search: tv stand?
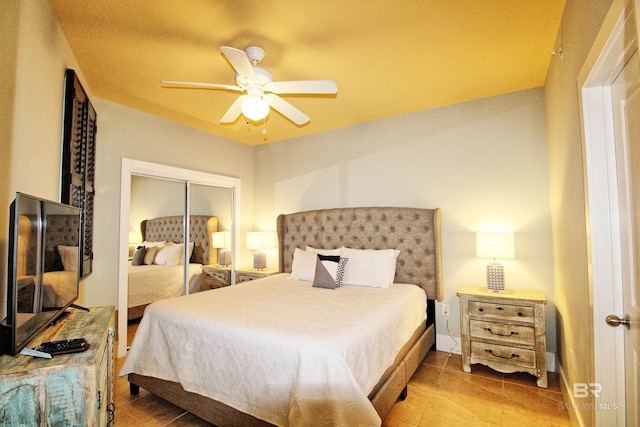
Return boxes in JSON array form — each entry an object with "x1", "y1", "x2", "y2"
[
  {"x1": 0, "y1": 306, "x2": 114, "y2": 425},
  {"x1": 71, "y1": 303, "x2": 90, "y2": 312}
]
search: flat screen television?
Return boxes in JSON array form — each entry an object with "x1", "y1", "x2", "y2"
[{"x1": 0, "y1": 193, "x2": 82, "y2": 356}]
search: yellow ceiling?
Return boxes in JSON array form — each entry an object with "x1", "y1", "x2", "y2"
[{"x1": 49, "y1": 0, "x2": 565, "y2": 146}]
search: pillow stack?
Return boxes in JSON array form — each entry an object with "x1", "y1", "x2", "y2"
[
  {"x1": 131, "y1": 241, "x2": 195, "y2": 266},
  {"x1": 290, "y1": 246, "x2": 399, "y2": 289}
]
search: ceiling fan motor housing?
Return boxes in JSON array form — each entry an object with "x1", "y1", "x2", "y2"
[
  {"x1": 236, "y1": 66, "x2": 274, "y2": 87},
  {"x1": 245, "y1": 46, "x2": 265, "y2": 64}
]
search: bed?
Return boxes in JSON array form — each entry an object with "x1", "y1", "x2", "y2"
[
  {"x1": 122, "y1": 206, "x2": 443, "y2": 426},
  {"x1": 41, "y1": 214, "x2": 81, "y2": 309},
  {"x1": 127, "y1": 215, "x2": 218, "y2": 320}
]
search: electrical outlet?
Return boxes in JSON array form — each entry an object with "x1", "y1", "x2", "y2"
[{"x1": 441, "y1": 303, "x2": 450, "y2": 317}]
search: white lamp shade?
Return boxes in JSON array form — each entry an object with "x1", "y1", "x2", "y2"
[
  {"x1": 241, "y1": 96, "x2": 270, "y2": 121},
  {"x1": 128, "y1": 230, "x2": 142, "y2": 244},
  {"x1": 246, "y1": 231, "x2": 277, "y2": 250},
  {"x1": 476, "y1": 232, "x2": 515, "y2": 259},
  {"x1": 211, "y1": 231, "x2": 231, "y2": 249}
]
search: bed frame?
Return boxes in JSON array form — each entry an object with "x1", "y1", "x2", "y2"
[
  {"x1": 129, "y1": 206, "x2": 442, "y2": 425},
  {"x1": 127, "y1": 215, "x2": 218, "y2": 320}
]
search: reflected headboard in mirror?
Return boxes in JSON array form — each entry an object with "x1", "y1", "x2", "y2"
[{"x1": 140, "y1": 215, "x2": 218, "y2": 265}]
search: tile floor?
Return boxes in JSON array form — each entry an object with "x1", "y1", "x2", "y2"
[{"x1": 114, "y1": 345, "x2": 572, "y2": 426}]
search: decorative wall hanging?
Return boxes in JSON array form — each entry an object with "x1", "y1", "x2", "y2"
[{"x1": 60, "y1": 69, "x2": 96, "y2": 278}]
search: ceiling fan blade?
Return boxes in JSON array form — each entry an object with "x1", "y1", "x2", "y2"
[
  {"x1": 220, "y1": 46, "x2": 257, "y2": 80},
  {"x1": 160, "y1": 80, "x2": 242, "y2": 92},
  {"x1": 265, "y1": 80, "x2": 338, "y2": 95},
  {"x1": 264, "y1": 94, "x2": 310, "y2": 125},
  {"x1": 220, "y1": 95, "x2": 247, "y2": 123}
]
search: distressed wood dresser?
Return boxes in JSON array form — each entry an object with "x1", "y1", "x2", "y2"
[
  {"x1": 0, "y1": 306, "x2": 115, "y2": 425},
  {"x1": 457, "y1": 286, "x2": 547, "y2": 388}
]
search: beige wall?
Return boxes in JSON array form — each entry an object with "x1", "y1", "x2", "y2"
[
  {"x1": 1, "y1": 0, "x2": 83, "y2": 319},
  {"x1": 254, "y1": 88, "x2": 556, "y2": 354},
  {"x1": 545, "y1": 0, "x2": 615, "y2": 426},
  {"x1": 0, "y1": 0, "x2": 20, "y2": 319}
]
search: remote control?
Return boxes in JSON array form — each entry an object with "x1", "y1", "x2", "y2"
[{"x1": 35, "y1": 338, "x2": 89, "y2": 355}]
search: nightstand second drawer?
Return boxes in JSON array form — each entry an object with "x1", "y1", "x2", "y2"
[{"x1": 470, "y1": 319, "x2": 535, "y2": 346}]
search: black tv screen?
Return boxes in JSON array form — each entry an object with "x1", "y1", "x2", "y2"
[{"x1": 1, "y1": 193, "x2": 82, "y2": 356}]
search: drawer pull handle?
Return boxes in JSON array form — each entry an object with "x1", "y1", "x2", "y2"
[
  {"x1": 496, "y1": 307, "x2": 504, "y2": 311},
  {"x1": 485, "y1": 349, "x2": 519, "y2": 360},
  {"x1": 518, "y1": 312, "x2": 523, "y2": 316},
  {"x1": 483, "y1": 327, "x2": 518, "y2": 337},
  {"x1": 478, "y1": 307, "x2": 484, "y2": 312}
]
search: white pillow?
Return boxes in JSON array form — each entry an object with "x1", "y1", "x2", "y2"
[
  {"x1": 57, "y1": 245, "x2": 78, "y2": 272},
  {"x1": 306, "y1": 246, "x2": 341, "y2": 255},
  {"x1": 143, "y1": 240, "x2": 166, "y2": 247},
  {"x1": 154, "y1": 243, "x2": 183, "y2": 266},
  {"x1": 290, "y1": 248, "x2": 317, "y2": 281},
  {"x1": 339, "y1": 247, "x2": 399, "y2": 288}
]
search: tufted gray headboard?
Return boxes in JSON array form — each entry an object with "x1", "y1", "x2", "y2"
[
  {"x1": 277, "y1": 207, "x2": 442, "y2": 301},
  {"x1": 140, "y1": 215, "x2": 218, "y2": 265},
  {"x1": 44, "y1": 214, "x2": 80, "y2": 251}
]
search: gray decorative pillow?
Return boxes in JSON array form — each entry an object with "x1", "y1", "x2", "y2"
[
  {"x1": 131, "y1": 246, "x2": 146, "y2": 266},
  {"x1": 312, "y1": 255, "x2": 348, "y2": 289}
]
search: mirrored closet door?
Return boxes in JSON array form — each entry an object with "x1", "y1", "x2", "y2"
[{"x1": 118, "y1": 158, "x2": 240, "y2": 357}]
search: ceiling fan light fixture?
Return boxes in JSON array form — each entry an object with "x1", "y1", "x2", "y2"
[{"x1": 241, "y1": 95, "x2": 270, "y2": 121}]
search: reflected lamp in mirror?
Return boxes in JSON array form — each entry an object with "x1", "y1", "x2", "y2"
[
  {"x1": 128, "y1": 230, "x2": 142, "y2": 257},
  {"x1": 476, "y1": 232, "x2": 515, "y2": 291},
  {"x1": 211, "y1": 231, "x2": 232, "y2": 267},
  {"x1": 246, "y1": 231, "x2": 276, "y2": 270}
]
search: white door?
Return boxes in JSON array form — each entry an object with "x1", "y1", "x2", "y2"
[{"x1": 610, "y1": 48, "x2": 640, "y2": 426}]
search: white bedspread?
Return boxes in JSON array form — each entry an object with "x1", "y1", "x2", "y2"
[
  {"x1": 120, "y1": 273, "x2": 427, "y2": 426},
  {"x1": 127, "y1": 262, "x2": 203, "y2": 308}
]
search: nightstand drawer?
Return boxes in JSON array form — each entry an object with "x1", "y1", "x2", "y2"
[
  {"x1": 208, "y1": 270, "x2": 229, "y2": 282},
  {"x1": 202, "y1": 268, "x2": 231, "y2": 290},
  {"x1": 470, "y1": 319, "x2": 535, "y2": 346},
  {"x1": 471, "y1": 341, "x2": 536, "y2": 368},
  {"x1": 235, "y1": 268, "x2": 279, "y2": 283},
  {"x1": 236, "y1": 272, "x2": 262, "y2": 283},
  {"x1": 469, "y1": 301, "x2": 534, "y2": 322}
]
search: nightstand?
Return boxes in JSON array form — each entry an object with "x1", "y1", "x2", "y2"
[
  {"x1": 457, "y1": 286, "x2": 548, "y2": 388},
  {"x1": 235, "y1": 267, "x2": 279, "y2": 283},
  {"x1": 201, "y1": 265, "x2": 231, "y2": 290}
]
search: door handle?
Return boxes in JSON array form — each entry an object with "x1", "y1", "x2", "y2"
[{"x1": 605, "y1": 314, "x2": 631, "y2": 329}]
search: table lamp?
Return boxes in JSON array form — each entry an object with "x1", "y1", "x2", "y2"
[
  {"x1": 476, "y1": 231, "x2": 515, "y2": 291},
  {"x1": 246, "y1": 231, "x2": 276, "y2": 270},
  {"x1": 211, "y1": 231, "x2": 232, "y2": 266}
]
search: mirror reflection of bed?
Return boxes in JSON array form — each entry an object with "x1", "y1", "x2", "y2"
[
  {"x1": 127, "y1": 215, "x2": 218, "y2": 321},
  {"x1": 14, "y1": 212, "x2": 81, "y2": 342}
]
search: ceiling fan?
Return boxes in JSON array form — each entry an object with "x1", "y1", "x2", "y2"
[{"x1": 161, "y1": 46, "x2": 338, "y2": 125}]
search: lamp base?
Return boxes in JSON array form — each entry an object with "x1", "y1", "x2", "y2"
[
  {"x1": 218, "y1": 250, "x2": 231, "y2": 267},
  {"x1": 253, "y1": 251, "x2": 266, "y2": 270},
  {"x1": 486, "y1": 262, "x2": 505, "y2": 291}
]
